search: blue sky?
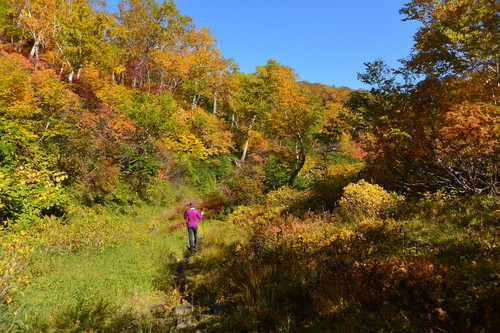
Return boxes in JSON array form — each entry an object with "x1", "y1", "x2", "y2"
[{"x1": 107, "y1": 0, "x2": 421, "y2": 89}]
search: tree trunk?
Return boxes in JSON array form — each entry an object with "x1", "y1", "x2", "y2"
[
  {"x1": 213, "y1": 92, "x2": 218, "y2": 115},
  {"x1": 191, "y1": 94, "x2": 198, "y2": 109},
  {"x1": 68, "y1": 70, "x2": 75, "y2": 84},
  {"x1": 240, "y1": 115, "x2": 256, "y2": 162},
  {"x1": 240, "y1": 138, "x2": 250, "y2": 162},
  {"x1": 29, "y1": 37, "x2": 41, "y2": 58},
  {"x1": 288, "y1": 136, "x2": 306, "y2": 186}
]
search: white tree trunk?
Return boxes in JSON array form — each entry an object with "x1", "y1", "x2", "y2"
[
  {"x1": 29, "y1": 37, "x2": 41, "y2": 58},
  {"x1": 240, "y1": 115, "x2": 256, "y2": 162},
  {"x1": 213, "y1": 92, "x2": 218, "y2": 115}
]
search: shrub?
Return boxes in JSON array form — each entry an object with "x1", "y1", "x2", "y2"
[
  {"x1": 265, "y1": 186, "x2": 309, "y2": 214},
  {"x1": 33, "y1": 206, "x2": 133, "y2": 253},
  {"x1": 306, "y1": 162, "x2": 363, "y2": 212},
  {"x1": 264, "y1": 155, "x2": 293, "y2": 191},
  {"x1": 338, "y1": 179, "x2": 403, "y2": 222},
  {"x1": 0, "y1": 164, "x2": 69, "y2": 229},
  {"x1": 222, "y1": 164, "x2": 266, "y2": 206},
  {"x1": 182, "y1": 154, "x2": 234, "y2": 195},
  {"x1": 409, "y1": 190, "x2": 499, "y2": 229},
  {"x1": 143, "y1": 179, "x2": 176, "y2": 206},
  {"x1": 0, "y1": 233, "x2": 31, "y2": 332}
]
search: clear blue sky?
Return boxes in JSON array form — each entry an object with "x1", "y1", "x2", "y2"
[{"x1": 106, "y1": 0, "x2": 421, "y2": 89}]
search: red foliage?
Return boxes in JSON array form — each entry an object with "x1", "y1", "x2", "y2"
[
  {"x1": 439, "y1": 103, "x2": 499, "y2": 157},
  {"x1": 248, "y1": 153, "x2": 264, "y2": 163},
  {"x1": 168, "y1": 220, "x2": 185, "y2": 233},
  {"x1": 200, "y1": 199, "x2": 224, "y2": 215},
  {"x1": 157, "y1": 163, "x2": 170, "y2": 179},
  {"x1": 75, "y1": 104, "x2": 138, "y2": 147}
]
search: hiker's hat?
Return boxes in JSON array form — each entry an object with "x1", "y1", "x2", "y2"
[{"x1": 189, "y1": 202, "x2": 196, "y2": 207}]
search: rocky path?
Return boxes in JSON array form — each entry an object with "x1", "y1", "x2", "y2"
[
  {"x1": 171, "y1": 242, "x2": 204, "y2": 331},
  {"x1": 174, "y1": 248, "x2": 196, "y2": 298}
]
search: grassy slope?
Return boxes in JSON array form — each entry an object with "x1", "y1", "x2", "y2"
[
  {"x1": 12, "y1": 193, "x2": 498, "y2": 332},
  {"x1": 19, "y1": 205, "x2": 188, "y2": 331}
]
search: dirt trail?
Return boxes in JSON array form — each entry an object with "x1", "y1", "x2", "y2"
[
  {"x1": 173, "y1": 227, "x2": 205, "y2": 298},
  {"x1": 171, "y1": 243, "x2": 207, "y2": 332},
  {"x1": 173, "y1": 248, "x2": 196, "y2": 298}
]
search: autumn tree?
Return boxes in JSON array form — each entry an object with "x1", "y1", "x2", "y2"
[
  {"x1": 346, "y1": 0, "x2": 499, "y2": 194},
  {"x1": 116, "y1": 0, "x2": 192, "y2": 88},
  {"x1": 0, "y1": 50, "x2": 72, "y2": 224},
  {"x1": 8, "y1": 0, "x2": 60, "y2": 59},
  {"x1": 400, "y1": 0, "x2": 499, "y2": 103},
  {"x1": 229, "y1": 72, "x2": 273, "y2": 163},
  {"x1": 257, "y1": 60, "x2": 318, "y2": 187},
  {"x1": 53, "y1": 0, "x2": 117, "y2": 84}
]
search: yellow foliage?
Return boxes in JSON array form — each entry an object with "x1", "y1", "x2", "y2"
[
  {"x1": 96, "y1": 84, "x2": 133, "y2": 107},
  {"x1": 163, "y1": 133, "x2": 209, "y2": 160},
  {"x1": 265, "y1": 186, "x2": 305, "y2": 208},
  {"x1": 339, "y1": 180, "x2": 404, "y2": 222},
  {"x1": 337, "y1": 132, "x2": 366, "y2": 159},
  {"x1": 327, "y1": 162, "x2": 364, "y2": 178}
]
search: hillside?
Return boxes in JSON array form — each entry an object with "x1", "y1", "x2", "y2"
[{"x1": 0, "y1": 0, "x2": 498, "y2": 332}]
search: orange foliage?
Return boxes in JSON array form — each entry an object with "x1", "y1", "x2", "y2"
[
  {"x1": 75, "y1": 104, "x2": 137, "y2": 144},
  {"x1": 439, "y1": 103, "x2": 499, "y2": 157}
]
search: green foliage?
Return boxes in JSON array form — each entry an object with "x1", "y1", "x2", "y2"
[
  {"x1": 173, "y1": 154, "x2": 232, "y2": 196},
  {"x1": 207, "y1": 153, "x2": 234, "y2": 181},
  {"x1": 116, "y1": 90, "x2": 178, "y2": 140},
  {"x1": 185, "y1": 159, "x2": 217, "y2": 194},
  {"x1": 0, "y1": 1, "x2": 17, "y2": 36},
  {"x1": 222, "y1": 163, "x2": 266, "y2": 205},
  {"x1": 306, "y1": 162, "x2": 363, "y2": 211},
  {"x1": 143, "y1": 179, "x2": 176, "y2": 206},
  {"x1": 264, "y1": 155, "x2": 293, "y2": 190},
  {"x1": 0, "y1": 233, "x2": 31, "y2": 332},
  {"x1": 0, "y1": 122, "x2": 34, "y2": 168},
  {"x1": 0, "y1": 164, "x2": 69, "y2": 228},
  {"x1": 105, "y1": 181, "x2": 142, "y2": 206},
  {"x1": 33, "y1": 208, "x2": 127, "y2": 253}
]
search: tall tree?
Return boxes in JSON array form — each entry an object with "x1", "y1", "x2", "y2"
[
  {"x1": 257, "y1": 60, "x2": 317, "y2": 186},
  {"x1": 230, "y1": 72, "x2": 272, "y2": 163},
  {"x1": 9, "y1": 0, "x2": 61, "y2": 59},
  {"x1": 116, "y1": 0, "x2": 192, "y2": 88},
  {"x1": 400, "y1": 0, "x2": 500, "y2": 103},
  {"x1": 54, "y1": 0, "x2": 116, "y2": 83},
  {"x1": 345, "y1": 0, "x2": 499, "y2": 194}
]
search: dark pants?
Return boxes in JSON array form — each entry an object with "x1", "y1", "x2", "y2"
[{"x1": 187, "y1": 226, "x2": 198, "y2": 250}]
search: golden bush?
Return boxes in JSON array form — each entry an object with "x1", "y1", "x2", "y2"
[{"x1": 338, "y1": 180, "x2": 403, "y2": 222}]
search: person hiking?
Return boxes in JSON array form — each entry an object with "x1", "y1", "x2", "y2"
[{"x1": 184, "y1": 202, "x2": 203, "y2": 251}]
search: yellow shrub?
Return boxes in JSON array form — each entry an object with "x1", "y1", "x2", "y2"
[
  {"x1": 264, "y1": 186, "x2": 309, "y2": 216},
  {"x1": 338, "y1": 180, "x2": 403, "y2": 222}
]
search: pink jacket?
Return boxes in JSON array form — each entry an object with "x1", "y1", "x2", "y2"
[{"x1": 184, "y1": 208, "x2": 203, "y2": 227}]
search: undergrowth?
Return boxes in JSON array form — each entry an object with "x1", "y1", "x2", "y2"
[{"x1": 191, "y1": 191, "x2": 499, "y2": 332}]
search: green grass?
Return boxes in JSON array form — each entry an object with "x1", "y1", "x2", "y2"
[{"x1": 18, "y1": 204, "x2": 189, "y2": 331}]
